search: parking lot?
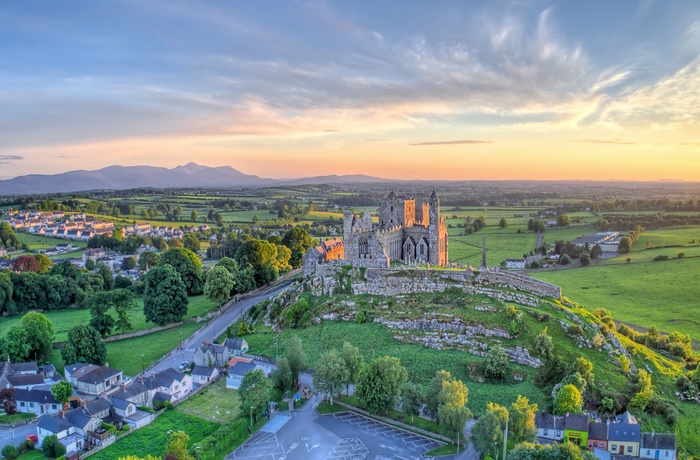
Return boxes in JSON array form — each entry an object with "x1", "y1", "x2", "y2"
[{"x1": 226, "y1": 397, "x2": 445, "y2": 460}]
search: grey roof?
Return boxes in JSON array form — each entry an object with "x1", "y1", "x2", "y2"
[
  {"x1": 563, "y1": 414, "x2": 589, "y2": 432},
  {"x1": 535, "y1": 413, "x2": 564, "y2": 430},
  {"x1": 588, "y1": 422, "x2": 608, "y2": 440},
  {"x1": 63, "y1": 407, "x2": 94, "y2": 429},
  {"x1": 65, "y1": 362, "x2": 95, "y2": 376},
  {"x1": 230, "y1": 361, "x2": 256, "y2": 377},
  {"x1": 224, "y1": 338, "x2": 247, "y2": 350},
  {"x1": 7, "y1": 374, "x2": 44, "y2": 387},
  {"x1": 192, "y1": 366, "x2": 217, "y2": 377},
  {"x1": 153, "y1": 368, "x2": 185, "y2": 388},
  {"x1": 641, "y1": 432, "x2": 676, "y2": 450},
  {"x1": 110, "y1": 397, "x2": 133, "y2": 410},
  {"x1": 125, "y1": 409, "x2": 151, "y2": 421},
  {"x1": 152, "y1": 392, "x2": 172, "y2": 403},
  {"x1": 8, "y1": 361, "x2": 39, "y2": 374},
  {"x1": 608, "y1": 420, "x2": 641, "y2": 442},
  {"x1": 616, "y1": 411, "x2": 638, "y2": 424},
  {"x1": 13, "y1": 387, "x2": 59, "y2": 405},
  {"x1": 84, "y1": 398, "x2": 111, "y2": 415},
  {"x1": 38, "y1": 414, "x2": 73, "y2": 433},
  {"x1": 76, "y1": 366, "x2": 122, "y2": 384}
]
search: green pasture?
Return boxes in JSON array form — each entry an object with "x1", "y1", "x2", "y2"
[
  {"x1": 16, "y1": 232, "x2": 87, "y2": 250},
  {"x1": 0, "y1": 295, "x2": 215, "y2": 343},
  {"x1": 177, "y1": 379, "x2": 241, "y2": 424},
  {"x1": 89, "y1": 410, "x2": 219, "y2": 460},
  {"x1": 633, "y1": 227, "x2": 700, "y2": 249},
  {"x1": 533, "y1": 257, "x2": 700, "y2": 345},
  {"x1": 447, "y1": 227, "x2": 539, "y2": 266}
]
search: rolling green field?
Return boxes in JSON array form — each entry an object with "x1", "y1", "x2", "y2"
[
  {"x1": 533, "y1": 256, "x2": 700, "y2": 346},
  {"x1": 89, "y1": 410, "x2": 219, "y2": 460},
  {"x1": 0, "y1": 295, "x2": 215, "y2": 342},
  {"x1": 15, "y1": 232, "x2": 88, "y2": 251}
]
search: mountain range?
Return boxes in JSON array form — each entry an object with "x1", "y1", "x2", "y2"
[{"x1": 0, "y1": 163, "x2": 388, "y2": 195}]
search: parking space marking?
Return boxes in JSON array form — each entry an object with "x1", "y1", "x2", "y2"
[
  {"x1": 324, "y1": 438, "x2": 369, "y2": 460},
  {"x1": 228, "y1": 430, "x2": 284, "y2": 460},
  {"x1": 330, "y1": 412, "x2": 443, "y2": 453}
]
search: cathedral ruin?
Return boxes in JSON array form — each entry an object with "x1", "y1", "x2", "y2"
[{"x1": 303, "y1": 190, "x2": 448, "y2": 274}]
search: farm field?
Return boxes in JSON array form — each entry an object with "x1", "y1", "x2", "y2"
[
  {"x1": 89, "y1": 410, "x2": 219, "y2": 460},
  {"x1": 15, "y1": 232, "x2": 88, "y2": 251},
  {"x1": 533, "y1": 256, "x2": 700, "y2": 346},
  {"x1": 632, "y1": 226, "x2": 700, "y2": 249}
]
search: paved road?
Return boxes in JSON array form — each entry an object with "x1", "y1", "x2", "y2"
[
  {"x1": 150, "y1": 280, "x2": 294, "y2": 375},
  {"x1": 0, "y1": 422, "x2": 37, "y2": 449}
]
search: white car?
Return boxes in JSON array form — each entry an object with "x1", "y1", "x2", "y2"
[{"x1": 178, "y1": 361, "x2": 189, "y2": 370}]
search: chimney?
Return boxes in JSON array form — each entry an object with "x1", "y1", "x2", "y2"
[
  {"x1": 652, "y1": 429, "x2": 655, "y2": 439},
  {"x1": 60, "y1": 410, "x2": 65, "y2": 418}
]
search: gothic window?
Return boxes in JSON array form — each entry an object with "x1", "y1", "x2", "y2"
[
  {"x1": 390, "y1": 206, "x2": 393, "y2": 212},
  {"x1": 420, "y1": 245, "x2": 424, "y2": 255},
  {"x1": 359, "y1": 238, "x2": 369, "y2": 256}
]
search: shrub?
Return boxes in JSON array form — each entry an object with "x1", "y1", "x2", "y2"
[
  {"x1": 567, "y1": 324, "x2": 583, "y2": 337},
  {"x1": 484, "y1": 346, "x2": 509, "y2": 381},
  {"x1": 2, "y1": 445, "x2": 19, "y2": 460},
  {"x1": 355, "y1": 311, "x2": 367, "y2": 324},
  {"x1": 559, "y1": 254, "x2": 571, "y2": 265},
  {"x1": 653, "y1": 255, "x2": 669, "y2": 262}
]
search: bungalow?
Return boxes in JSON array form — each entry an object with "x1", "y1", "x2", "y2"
[
  {"x1": 224, "y1": 338, "x2": 249, "y2": 358},
  {"x1": 564, "y1": 414, "x2": 589, "y2": 447},
  {"x1": 587, "y1": 422, "x2": 609, "y2": 451},
  {"x1": 14, "y1": 386, "x2": 62, "y2": 415},
  {"x1": 37, "y1": 413, "x2": 80, "y2": 456},
  {"x1": 608, "y1": 411, "x2": 641, "y2": 457},
  {"x1": 194, "y1": 342, "x2": 228, "y2": 367},
  {"x1": 535, "y1": 413, "x2": 565, "y2": 442},
  {"x1": 151, "y1": 368, "x2": 192, "y2": 402},
  {"x1": 640, "y1": 432, "x2": 676, "y2": 460},
  {"x1": 226, "y1": 359, "x2": 262, "y2": 390},
  {"x1": 65, "y1": 363, "x2": 123, "y2": 396},
  {"x1": 191, "y1": 366, "x2": 219, "y2": 385},
  {"x1": 504, "y1": 259, "x2": 525, "y2": 269}
]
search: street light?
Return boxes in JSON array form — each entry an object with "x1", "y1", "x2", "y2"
[
  {"x1": 250, "y1": 406, "x2": 254, "y2": 436},
  {"x1": 195, "y1": 445, "x2": 201, "y2": 460},
  {"x1": 141, "y1": 352, "x2": 145, "y2": 374}
]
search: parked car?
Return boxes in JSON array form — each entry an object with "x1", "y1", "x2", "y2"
[
  {"x1": 27, "y1": 434, "x2": 38, "y2": 443},
  {"x1": 178, "y1": 361, "x2": 189, "y2": 371}
]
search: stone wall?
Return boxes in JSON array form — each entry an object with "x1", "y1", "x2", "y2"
[{"x1": 478, "y1": 270, "x2": 561, "y2": 299}]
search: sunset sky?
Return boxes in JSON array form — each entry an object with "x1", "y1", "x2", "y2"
[{"x1": 1, "y1": 0, "x2": 700, "y2": 181}]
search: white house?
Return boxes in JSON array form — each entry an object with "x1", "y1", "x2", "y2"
[
  {"x1": 191, "y1": 366, "x2": 219, "y2": 385},
  {"x1": 65, "y1": 363, "x2": 123, "y2": 396},
  {"x1": 226, "y1": 360, "x2": 261, "y2": 390},
  {"x1": 37, "y1": 414, "x2": 78, "y2": 453},
  {"x1": 151, "y1": 368, "x2": 192, "y2": 402},
  {"x1": 504, "y1": 259, "x2": 525, "y2": 269},
  {"x1": 535, "y1": 413, "x2": 565, "y2": 442},
  {"x1": 14, "y1": 386, "x2": 62, "y2": 416},
  {"x1": 640, "y1": 432, "x2": 676, "y2": 460}
]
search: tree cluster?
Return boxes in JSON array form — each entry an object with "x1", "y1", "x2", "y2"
[{"x1": 0, "y1": 312, "x2": 54, "y2": 362}]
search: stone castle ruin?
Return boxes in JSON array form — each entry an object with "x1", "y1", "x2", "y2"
[{"x1": 303, "y1": 190, "x2": 448, "y2": 274}]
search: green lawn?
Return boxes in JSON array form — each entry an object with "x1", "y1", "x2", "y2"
[
  {"x1": 14, "y1": 450, "x2": 45, "y2": 460},
  {"x1": 177, "y1": 379, "x2": 241, "y2": 423},
  {"x1": 88, "y1": 410, "x2": 219, "y2": 460},
  {"x1": 533, "y1": 256, "x2": 700, "y2": 346},
  {"x1": 0, "y1": 412, "x2": 35, "y2": 423}
]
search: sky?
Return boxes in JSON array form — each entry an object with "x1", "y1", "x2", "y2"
[{"x1": 1, "y1": 0, "x2": 700, "y2": 181}]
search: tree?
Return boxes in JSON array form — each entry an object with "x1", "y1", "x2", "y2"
[
  {"x1": 183, "y1": 233, "x2": 201, "y2": 253},
  {"x1": 355, "y1": 356, "x2": 407, "y2": 414},
  {"x1": 204, "y1": 266, "x2": 235, "y2": 311},
  {"x1": 580, "y1": 251, "x2": 591, "y2": 266},
  {"x1": 143, "y1": 264, "x2": 189, "y2": 326},
  {"x1": 281, "y1": 227, "x2": 314, "y2": 268},
  {"x1": 159, "y1": 248, "x2": 204, "y2": 295},
  {"x1": 36, "y1": 253, "x2": 52, "y2": 273},
  {"x1": 236, "y1": 239, "x2": 279, "y2": 286},
  {"x1": 1, "y1": 445, "x2": 18, "y2": 460},
  {"x1": 498, "y1": 217, "x2": 508, "y2": 228},
  {"x1": 425, "y1": 370, "x2": 453, "y2": 421},
  {"x1": 190, "y1": 210, "x2": 198, "y2": 222},
  {"x1": 85, "y1": 258, "x2": 96, "y2": 271},
  {"x1": 50, "y1": 381, "x2": 74, "y2": 407},
  {"x1": 0, "y1": 271, "x2": 13, "y2": 316},
  {"x1": 571, "y1": 356, "x2": 595, "y2": 388},
  {"x1": 484, "y1": 345, "x2": 509, "y2": 380},
  {"x1": 13, "y1": 255, "x2": 40, "y2": 272},
  {"x1": 509, "y1": 442, "x2": 597, "y2": 460},
  {"x1": 559, "y1": 253, "x2": 571, "y2": 265},
  {"x1": 270, "y1": 357, "x2": 293, "y2": 392},
  {"x1": 509, "y1": 395, "x2": 538, "y2": 442},
  {"x1": 470, "y1": 411, "x2": 502, "y2": 457},
  {"x1": 553, "y1": 383, "x2": 583, "y2": 415},
  {"x1": 618, "y1": 236, "x2": 632, "y2": 253},
  {"x1": 122, "y1": 256, "x2": 137, "y2": 271},
  {"x1": 534, "y1": 328, "x2": 554, "y2": 360},
  {"x1": 0, "y1": 222, "x2": 20, "y2": 249},
  {"x1": 61, "y1": 325, "x2": 107, "y2": 365},
  {"x1": 42, "y1": 434, "x2": 66, "y2": 458},
  {"x1": 238, "y1": 369, "x2": 272, "y2": 417},
  {"x1": 285, "y1": 336, "x2": 307, "y2": 388},
  {"x1": 313, "y1": 349, "x2": 349, "y2": 405},
  {"x1": 438, "y1": 379, "x2": 471, "y2": 442},
  {"x1": 400, "y1": 382, "x2": 423, "y2": 423},
  {"x1": 0, "y1": 388, "x2": 17, "y2": 423},
  {"x1": 165, "y1": 431, "x2": 194, "y2": 460},
  {"x1": 630, "y1": 369, "x2": 654, "y2": 411},
  {"x1": 590, "y1": 244, "x2": 603, "y2": 259},
  {"x1": 341, "y1": 342, "x2": 363, "y2": 395},
  {"x1": 0, "y1": 326, "x2": 31, "y2": 362},
  {"x1": 20, "y1": 311, "x2": 55, "y2": 362},
  {"x1": 556, "y1": 214, "x2": 571, "y2": 227},
  {"x1": 138, "y1": 251, "x2": 160, "y2": 271}
]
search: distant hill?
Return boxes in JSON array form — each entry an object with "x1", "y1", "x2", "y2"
[{"x1": 0, "y1": 163, "x2": 388, "y2": 195}]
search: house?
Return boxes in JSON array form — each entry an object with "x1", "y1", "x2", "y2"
[
  {"x1": 592, "y1": 447, "x2": 611, "y2": 460},
  {"x1": 0, "y1": 360, "x2": 45, "y2": 389},
  {"x1": 65, "y1": 363, "x2": 123, "y2": 396},
  {"x1": 504, "y1": 258, "x2": 525, "y2": 269},
  {"x1": 535, "y1": 413, "x2": 565, "y2": 442},
  {"x1": 640, "y1": 432, "x2": 676, "y2": 460},
  {"x1": 82, "y1": 247, "x2": 106, "y2": 263},
  {"x1": 608, "y1": 411, "x2": 641, "y2": 457},
  {"x1": 109, "y1": 397, "x2": 137, "y2": 418},
  {"x1": 224, "y1": 338, "x2": 249, "y2": 357},
  {"x1": 587, "y1": 422, "x2": 609, "y2": 451},
  {"x1": 564, "y1": 414, "x2": 589, "y2": 446},
  {"x1": 14, "y1": 386, "x2": 62, "y2": 415},
  {"x1": 109, "y1": 378, "x2": 154, "y2": 407},
  {"x1": 191, "y1": 366, "x2": 219, "y2": 385},
  {"x1": 37, "y1": 413, "x2": 80, "y2": 456},
  {"x1": 83, "y1": 398, "x2": 111, "y2": 419},
  {"x1": 194, "y1": 342, "x2": 228, "y2": 367},
  {"x1": 151, "y1": 368, "x2": 192, "y2": 402},
  {"x1": 226, "y1": 359, "x2": 262, "y2": 390}
]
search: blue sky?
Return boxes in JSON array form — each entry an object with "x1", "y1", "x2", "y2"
[{"x1": 1, "y1": 0, "x2": 699, "y2": 180}]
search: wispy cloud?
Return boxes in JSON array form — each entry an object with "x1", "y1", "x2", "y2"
[
  {"x1": 409, "y1": 140, "x2": 492, "y2": 146},
  {"x1": 0, "y1": 155, "x2": 24, "y2": 165},
  {"x1": 576, "y1": 139, "x2": 637, "y2": 145}
]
